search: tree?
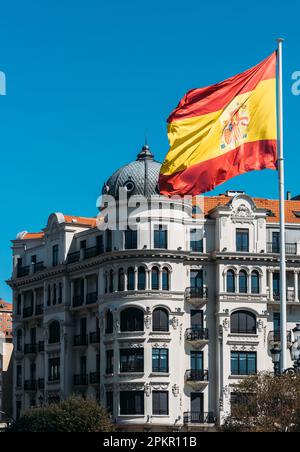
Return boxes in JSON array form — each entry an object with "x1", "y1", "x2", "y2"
[
  {"x1": 222, "y1": 372, "x2": 300, "y2": 432},
  {"x1": 9, "y1": 396, "x2": 115, "y2": 432}
]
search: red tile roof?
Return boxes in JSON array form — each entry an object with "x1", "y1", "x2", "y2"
[
  {"x1": 0, "y1": 300, "x2": 12, "y2": 312},
  {"x1": 63, "y1": 215, "x2": 97, "y2": 228},
  {"x1": 22, "y1": 232, "x2": 45, "y2": 240},
  {"x1": 204, "y1": 195, "x2": 300, "y2": 224}
]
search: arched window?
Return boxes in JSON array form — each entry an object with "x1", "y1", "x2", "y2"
[
  {"x1": 49, "y1": 321, "x2": 60, "y2": 344},
  {"x1": 105, "y1": 310, "x2": 114, "y2": 334},
  {"x1": 118, "y1": 268, "x2": 125, "y2": 292},
  {"x1": 120, "y1": 307, "x2": 144, "y2": 332},
  {"x1": 227, "y1": 270, "x2": 235, "y2": 293},
  {"x1": 162, "y1": 268, "x2": 170, "y2": 291},
  {"x1": 239, "y1": 270, "x2": 248, "y2": 293},
  {"x1": 251, "y1": 271, "x2": 260, "y2": 294},
  {"x1": 109, "y1": 270, "x2": 114, "y2": 293},
  {"x1": 151, "y1": 267, "x2": 159, "y2": 290},
  {"x1": 153, "y1": 308, "x2": 169, "y2": 332},
  {"x1": 231, "y1": 310, "x2": 257, "y2": 334},
  {"x1": 127, "y1": 267, "x2": 135, "y2": 291},
  {"x1": 138, "y1": 267, "x2": 146, "y2": 291}
]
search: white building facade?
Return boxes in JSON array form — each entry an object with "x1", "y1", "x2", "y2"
[{"x1": 8, "y1": 146, "x2": 300, "y2": 431}]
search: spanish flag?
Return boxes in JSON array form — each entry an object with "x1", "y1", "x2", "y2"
[{"x1": 159, "y1": 52, "x2": 277, "y2": 196}]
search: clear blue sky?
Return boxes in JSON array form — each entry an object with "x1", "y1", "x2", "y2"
[{"x1": 0, "y1": 0, "x2": 299, "y2": 302}]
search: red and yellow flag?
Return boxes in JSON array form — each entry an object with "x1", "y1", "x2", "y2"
[{"x1": 159, "y1": 52, "x2": 277, "y2": 196}]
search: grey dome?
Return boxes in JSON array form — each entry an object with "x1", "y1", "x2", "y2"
[{"x1": 102, "y1": 145, "x2": 162, "y2": 198}]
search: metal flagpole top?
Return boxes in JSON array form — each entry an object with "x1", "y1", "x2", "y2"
[{"x1": 276, "y1": 38, "x2": 284, "y2": 42}]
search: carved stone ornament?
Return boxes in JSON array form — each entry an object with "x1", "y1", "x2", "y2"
[
  {"x1": 144, "y1": 315, "x2": 151, "y2": 329},
  {"x1": 144, "y1": 383, "x2": 151, "y2": 397},
  {"x1": 257, "y1": 319, "x2": 263, "y2": 332},
  {"x1": 170, "y1": 316, "x2": 179, "y2": 330},
  {"x1": 223, "y1": 318, "x2": 230, "y2": 332},
  {"x1": 172, "y1": 384, "x2": 179, "y2": 397}
]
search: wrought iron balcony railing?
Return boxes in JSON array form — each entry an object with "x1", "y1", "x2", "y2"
[
  {"x1": 89, "y1": 372, "x2": 100, "y2": 384},
  {"x1": 35, "y1": 304, "x2": 44, "y2": 315},
  {"x1": 38, "y1": 378, "x2": 45, "y2": 390},
  {"x1": 185, "y1": 369, "x2": 209, "y2": 382},
  {"x1": 67, "y1": 251, "x2": 80, "y2": 264},
  {"x1": 24, "y1": 380, "x2": 37, "y2": 391},
  {"x1": 120, "y1": 363, "x2": 144, "y2": 373},
  {"x1": 17, "y1": 266, "x2": 30, "y2": 278},
  {"x1": 89, "y1": 331, "x2": 100, "y2": 344},
  {"x1": 86, "y1": 292, "x2": 98, "y2": 305},
  {"x1": 73, "y1": 334, "x2": 88, "y2": 346},
  {"x1": 24, "y1": 343, "x2": 37, "y2": 354},
  {"x1": 185, "y1": 328, "x2": 209, "y2": 342},
  {"x1": 183, "y1": 412, "x2": 215, "y2": 424},
  {"x1": 267, "y1": 242, "x2": 297, "y2": 254},
  {"x1": 33, "y1": 262, "x2": 46, "y2": 273},
  {"x1": 23, "y1": 306, "x2": 34, "y2": 318},
  {"x1": 73, "y1": 374, "x2": 88, "y2": 386},
  {"x1": 84, "y1": 245, "x2": 104, "y2": 259},
  {"x1": 73, "y1": 295, "x2": 84, "y2": 307}
]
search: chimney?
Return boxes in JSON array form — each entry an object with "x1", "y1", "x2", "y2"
[{"x1": 287, "y1": 191, "x2": 292, "y2": 200}]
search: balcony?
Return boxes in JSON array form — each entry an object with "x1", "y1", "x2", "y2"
[
  {"x1": 73, "y1": 334, "x2": 88, "y2": 347},
  {"x1": 73, "y1": 295, "x2": 84, "y2": 307},
  {"x1": 185, "y1": 287, "x2": 208, "y2": 307},
  {"x1": 48, "y1": 375, "x2": 60, "y2": 384},
  {"x1": 185, "y1": 369, "x2": 209, "y2": 389},
  {"x1": 24, "y1": 343, "x2": 37, "y2": 355},
  {"x1": 23, "y1": 306, "x2": 34, "y2": 318},
  {"x1": 67, "y1": 251, "x2": 80, "y2": 264},
  {"x1": 89, "y1": 331, "x2": 100, "y2": 344},
  {"x1": 73, "y1": 374, "x2": 88, "y2": 386},
  {"x1": 38, "y1": 378, "x2": 45, "y2": 390},
  {"x1": 120, "y1": 363, "x2": 144, "y2": 374},
  {"x1": 90, "y1": 372, "x2": 100, "y2": 384},
  {"x1": 185, "y1": 328, "x2": 209, "y2": 346},
  {"x1": 267, "y1": 242, "x2": 297, "y2": 255},
  {"x1": 268, "y1": 330, "x2": 292, "y2": 348},
  {"x1": 35, "y1": 304, "x2": 44, "y2": 316},
  {"x1": 84, "y1": 245, "x2": 104, "y2": 260},
  {"x1": 183, "y1": 412, "x2": 216, "y2": 425},
  {"x1": 24, "y1": 380, "x2": 37, "y2": 391},
  {"x1": 86, "y1": 292, "x2": 98, "y2": 305},
  {"x1": 33, "y1": 262, "x2": 46, "y2": 273},
  {"x1": 17, "y1": 266, "x2": 30, "y2": 278}
]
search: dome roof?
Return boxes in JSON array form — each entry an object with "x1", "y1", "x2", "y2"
[{"x1": 102, "y1": 145, "x2": 162, "y2": 198}]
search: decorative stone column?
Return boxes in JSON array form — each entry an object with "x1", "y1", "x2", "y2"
[
  {"x1": 134, "y1": 266, "x2": 138, "y2": 291},
  {"x1": 294, "y1": 270, "x2": 299, "y2": 302},
  {"x1": 268, "y1": 269, "x2": 274, "y2": 301}
]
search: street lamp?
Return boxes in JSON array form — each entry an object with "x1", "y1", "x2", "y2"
[
  {"x1": 290, "y1": 324, "x2": 300, "y2": 370},
  {"x1": 270, "y1": 344, "x2": 282, "y2": 375}
]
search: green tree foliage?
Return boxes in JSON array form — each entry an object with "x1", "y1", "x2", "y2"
[
  {"x1": 9, "y1": 396, "x2": 115, "y2": 432},
  {"x1": 223, "y1": 372, "x2": 300, "y2": 432}
]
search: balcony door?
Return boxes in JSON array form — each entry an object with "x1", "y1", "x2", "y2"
[
  {"x1": 191, "y1": 351, "x2": 203, "y2": 371},
  {"x1": 191, "y1": 310, "x2": 203, "y2": 330},
  {"x1": 191, "y1": 393, "x2": 204, "y2": 420},
  {"x1": 272, "y1": 232, "x2": 280, "y2": 253},
  {"x1": 190, "y1": 270, "x2": 203, "y2": 289}
]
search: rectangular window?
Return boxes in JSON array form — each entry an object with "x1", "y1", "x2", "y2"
[
  {"x1": 190, "y1": 229, "x2": 203, "y2": 252},
  {"x1": 16, "y1": 365, "x2": 22, "y2": 387},
  {"x1": 52, "y1": 245, "x2": 59, "y2": 267},
  {"x1": 17, "y1": 295, "x2": 22, "y2": 315},
  {"x1": 80, "y1": 240, "x2": 87, "y2": 250},
  {"x1": 48, "y1": 358, "x2": 60, "y2": 382},
  {"x1": 106, "y1": 391, "x2": 113, "y2": 414},
  {"x1": 120, "y1": 349, "x2": 144, "y2": 373},
  {"x1": 120, "y1": 391, "x2": 144, "y2": 415},
  {"x1": 152, "y1": 391, "x2": 169, "y2": 416},
  {"x1": 231, "y1": 352, "x2": 257, "y2": 376},
  {"x1": 154, "y1": 225, "x2": 168, "y2": 249},
  {"x1": 236, "y1": 229, "x2": 249, "y2": 252},
  {"x1": 106, "y1": 230, "x2": 112, "y2": 252},
  {"x1": 106, "y1": 350, "x2": 114, "y2": 374},
  {"x1": 272, "y1": 231, "x2": 280, "y2": 253},
  {"x1": 191, "y1": 351, "x2": 203, "y2": 371},
  {"x1": 124, "y1": 230, "x2": 137, "y2": 249},
  {"x1": 273, "y1": 272, "x2": 280, "y2": 300},
  {"x1": 152, "y1": 349, "x2": 169, "y2": 373},
  {"x1": 96, "y1": 235, "x2": 103, "y2": 253}
]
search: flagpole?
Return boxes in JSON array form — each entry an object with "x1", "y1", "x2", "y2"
[{"x1": 277, "y1": 37, "x2": 287, "y2": 372}]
